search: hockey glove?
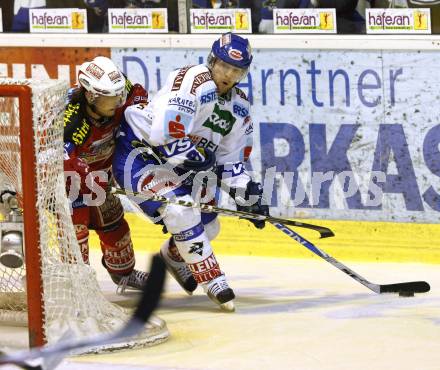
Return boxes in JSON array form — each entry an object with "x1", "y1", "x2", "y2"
[
  {"x1": 181, "y1": 147, "x2": 216, "y2": 172},
  {"x1": 125, "y1": 83, "x2": 148, "y2": 106},
  {"x1": 234, "y1": 181, "x2": 270, "y2": 229},
  {"x1": 64, "y1": 157, "x2": 108, "y2": 194}
]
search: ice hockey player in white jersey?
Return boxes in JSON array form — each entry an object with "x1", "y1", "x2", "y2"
[{"x1": 113, "y1": 33, "x2": 269, "y2": 312}]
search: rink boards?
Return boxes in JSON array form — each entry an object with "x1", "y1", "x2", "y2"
[{"x1": 89, "y1": 213, "x2": 440, "y2": 264}]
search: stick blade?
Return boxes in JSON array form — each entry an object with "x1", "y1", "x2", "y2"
[
  {"x1": 319, "y1": 229, "x2": 335, "y2": 239},
  {"x1": 380, "y1": 281, "x2": 430, "y2": 294}
]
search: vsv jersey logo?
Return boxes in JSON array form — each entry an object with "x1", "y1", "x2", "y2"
[
  {"x1": 202, "y1": 103, "x2": 236, "y2": 136},
  {"x1": 160, "y1": 138, "x2": 193, "y2": 157}
]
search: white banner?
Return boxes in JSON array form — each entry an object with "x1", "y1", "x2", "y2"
[
  {"x1": 112, "y1": 47, "x2": 440, "y2": 223},
  {"x1": 273, "y1": 8, "x2": 337, "y2": 34},
  {"x1": 108, "y1": 8, "x2": 168, "y2": 33},
  {"x1": 0, "y1": 9, "x2": 3, "y2": 32},
  {"x1": 189, "y1": 8, "x2": 252, "y2": 33},
  {"x1": 29, "y1": 8, "x2": 87, "y2": 33},
  {"x1": 366, "y1": 8, "x2": 431, "y2": 34}
]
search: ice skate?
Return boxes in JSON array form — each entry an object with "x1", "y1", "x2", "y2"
[
  {"x1": 110, "y1": 269, "x2": 149, "y2": 295},
  {"x1": 160, "y1": 238, "x2": 198, "y2": 295},
  {"x1": 203, "y1": 274, "x2": 235, "y2": 312}
]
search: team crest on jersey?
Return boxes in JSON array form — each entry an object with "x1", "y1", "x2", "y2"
[{"x1": 202, "y1": 103, "x2": 236, "y2": 136}]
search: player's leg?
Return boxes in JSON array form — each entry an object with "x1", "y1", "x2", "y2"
[
  {"x1": 71, "y1": 205, "x2": 91, "y2": 264},
  {"x1": 160, "y1": 195, "x2": 235, "y2": 312},
  {"x1": 91, "y1": 192, "x2": 148, "y2": 294}
]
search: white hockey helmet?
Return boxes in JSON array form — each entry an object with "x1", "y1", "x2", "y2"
[{"x1": 77, "y1": 56, "x2": 126, "y2": 100}]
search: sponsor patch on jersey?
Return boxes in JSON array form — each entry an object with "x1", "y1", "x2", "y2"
[
  {"x1": 202, "y1": 103, "x2": 236, "y2": 136},
  {"x1": 190, "y1": 71, "x2": 212, "y2": 95},
  {"x1": 228, "y1": 48, "x2": 243, "y2": 61},
  {"x1": 168, "y1": 95, "x2": 195, "y2": 113},
  {"x1": 64, "y1": 102, "x2": 91, "y2": 146},
  {"x1": 71, "y1": 118, "x2": 91, "y2": 145},
  {"x1": 188, "y1": 134, "x2": 219, "y2": 153},
  {"x1": 64, "y1": 102, "x2": 81, "y2": 127},
  {"x1": 189, "y1": 242, "x2": 204, "y2": 256},
  {"x1": 234, "y1": 87, "x2": 248, "y2": 101},
  {"x1": 200, "y1": 90, "x2": 217, "y2": 105},
  {"x1": 243, "y1": 145, "x2": 252, "y2": 161},
  {"x1": 108, "y1": 70, "x2": 122, "y2": 83},
  {"x1": 245, "y1": 121, "x2": 253, "y2": 135},
  {"x1": 165, "y1": 110, "x2": 191, "y2": 139},
  {"x1": 86, "y1": 63, "x2": 105, "y2": 80},
  {"x1": 171, "y1": 66, "x2": 191, "y2": 92},
  {"x1": 233, "y1": 103, "x2": 248, "y2": 118}
]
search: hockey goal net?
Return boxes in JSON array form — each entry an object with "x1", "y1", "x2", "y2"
[{"x1": 0, "y1": 78, "x2": 168, "y2": 351}]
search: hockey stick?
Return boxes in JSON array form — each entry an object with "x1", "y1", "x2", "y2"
[
  {"x1": 111, "y1": 187, "x2": 334, "y2": 238},
  {"x1": 0, "y1": 255, "x2": 167, "y2": 369},
  {"x1": 272, "y1": 222, "x2": 430, "y2": 295}
]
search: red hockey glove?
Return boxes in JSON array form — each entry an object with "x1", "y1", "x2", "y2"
[
  {"x1": 125, "y1": 83, "x2": 148, "y2": 106},
  {"x1": 64, "y1": 156, "x2": 90, "y2": 194}
]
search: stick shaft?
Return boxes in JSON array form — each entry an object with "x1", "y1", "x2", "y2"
[
  {"x1": 111, "y1": 187, "x2": 334, "y2": 238},
  {"x1": 272, "y1": 222, "x2": 430, "y2": 294}
]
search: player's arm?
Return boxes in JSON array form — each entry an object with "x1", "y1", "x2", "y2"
[
  {"x1": 217, "y1": 109, "x2": 269, "y2": 229},
  {"x1": 143, "y1": 67, "x2": 215, "y2": 171}
]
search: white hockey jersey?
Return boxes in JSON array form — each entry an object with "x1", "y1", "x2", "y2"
[{"x1": 121, "y1": 64, "x2": 253, "y2": 189}]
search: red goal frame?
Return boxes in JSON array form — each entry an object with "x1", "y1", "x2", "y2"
[{"x1": 0, "y1": 84, "x2": 45, "y2": 347}]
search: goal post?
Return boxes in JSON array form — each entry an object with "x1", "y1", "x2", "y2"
[
  {"x1": 0, "y1": 78, "x2": 168, "y2": 351},
  {"x1": 0, "y1": 83, "x2": 46, "y2": 347}
]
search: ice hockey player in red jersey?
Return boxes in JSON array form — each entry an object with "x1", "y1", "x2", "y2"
[{"x1": 63, "y1": 56, "x2": 149, "y2": 294}]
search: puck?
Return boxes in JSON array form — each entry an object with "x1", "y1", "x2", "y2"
[{"x1": 399, "y1": 291, "x2": 415, "y2": 297}]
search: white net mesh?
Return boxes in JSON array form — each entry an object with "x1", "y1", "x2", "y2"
[{"x1": 0, "y1": 78, "x2": 168, "y2": 351}]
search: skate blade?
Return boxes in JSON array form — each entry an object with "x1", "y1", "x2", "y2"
[{"x1": 220, "y1": 300, "x2": 235, "y2": 312}]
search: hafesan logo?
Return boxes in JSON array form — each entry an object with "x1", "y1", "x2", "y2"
[
  {"x1": 107, "y1": 8, "x2": 168, "y2": 33},
  {"x1": 29, "y1": 8, "x2": 88, "y2": 33},
  {"x1": 366, "y1": 8, "x2": 431, "y2": 34},
  {"x1": 190, "y1": 9, "x2": 252, "y2": 33},
  {"x1": 273, "y1": 8, "x2": 337, "y2": 33}
]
